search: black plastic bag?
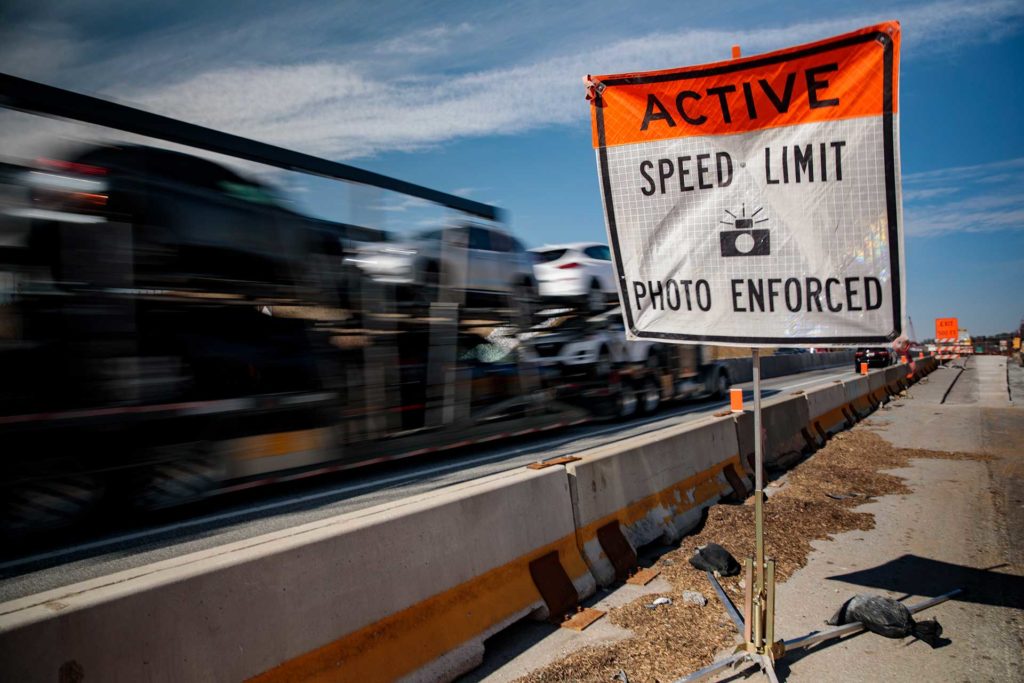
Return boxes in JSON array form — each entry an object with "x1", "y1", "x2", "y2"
[
  {"x1": 688, "y1": 543, "x2": 741, "y2": 577},
  {"x1": 827, "y1": 594, "x2": 943, "y2": 647}
]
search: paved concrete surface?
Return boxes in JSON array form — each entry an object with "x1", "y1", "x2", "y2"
[{"x1": 743, "y1": 356, "x2": 1023, "y2": 682}]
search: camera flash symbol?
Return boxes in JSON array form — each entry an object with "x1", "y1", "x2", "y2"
[{"x1": 719, "y1": 203, "x2": 771, "y2": 257}]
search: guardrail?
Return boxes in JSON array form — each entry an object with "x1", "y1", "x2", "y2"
[{"x1": 0, "y1": 359, "x2": 939, "y2": 682}]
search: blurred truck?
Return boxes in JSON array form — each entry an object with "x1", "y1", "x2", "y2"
[{"x1": 0, "y1": 143, "x2": 733, "y2": 536}]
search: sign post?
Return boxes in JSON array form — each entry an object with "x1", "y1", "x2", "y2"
[{"x1": 587, "y1": 22, "x2": 915, "y2": 681}]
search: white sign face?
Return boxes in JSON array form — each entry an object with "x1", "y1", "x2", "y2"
[{"x1": 588, "y1": 22, "x2": 905, "y2": 347}]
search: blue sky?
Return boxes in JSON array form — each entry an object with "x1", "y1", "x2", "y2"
[{"x1": 1, "y1": 0, "x2": 1022, "y2": 336}]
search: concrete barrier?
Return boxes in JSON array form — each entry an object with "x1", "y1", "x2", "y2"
[
  {"x1": 885, "y1": 364, "x2": 908, "y2": 393},
  {"x1": 803, "y1": 380, "x2": 851, "y2": 439},
  {"x1": 844, "y1": 374, "x2": 873, "y2": 419},
  {"x1": 0, "y1": 467, "x2": 595, "y2": 683},
  {"x1": 566, "y1": 415, "x2": 741, "y2": 586},
  {"x1": 866, "y1": 369, "x2": 889, "y2": 406},
  {"x1": 733, "y1": 391, "x2": 814, "y2": 472}
]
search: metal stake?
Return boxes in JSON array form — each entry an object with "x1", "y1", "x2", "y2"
[{"x1": 752, "y1": 348, "x2": 767, "y2": 655}]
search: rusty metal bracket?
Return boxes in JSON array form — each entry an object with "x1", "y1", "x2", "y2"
[
  {"x1": 561, "y1": 606, "x2": 606, "y2": 631},
  {"x1": 722, "y1": 463, "x2": 748, "y2": 499},
  {"x1": 814, "y1": 421, "x2": 829, "y2": 444},
  {"x1": 528, "y1": 551, "x2": 580, "y2": 624},
  {"x1": 626, "y1": 567, "x2": 661, "y2": 586},
  {"x1": 527, "y1": 455, "x2": 582, "y2": 470},
  {"x1": 596, "y1": 522, "x2": 637, "y2": 582}
]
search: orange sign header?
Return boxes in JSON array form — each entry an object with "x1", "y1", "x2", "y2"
[
  {"x1": 590, "y1": 22, "x2": 900, "y2": 147},
  {"x1": 935, "y1": 317, "x2": 958, "y2": 340}
]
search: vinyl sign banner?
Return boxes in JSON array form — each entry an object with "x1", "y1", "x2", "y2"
[{"x1": 589, "y1": 22, "x2": 904, "y2": 346}]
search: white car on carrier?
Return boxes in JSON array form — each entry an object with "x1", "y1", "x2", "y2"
[{"x1": 530, "y1": 242, "x2": 618, "y2": 312}]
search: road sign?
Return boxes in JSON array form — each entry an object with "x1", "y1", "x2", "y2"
[
  {"x1": 935, "y1": 317, "x2": 958, "y2": 341},
  {"x1": 588, "y1": 22, "x2": 904, "y2": 346}
]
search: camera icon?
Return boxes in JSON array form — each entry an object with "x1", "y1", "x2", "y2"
[{"x1": 720, "y1": 209, "x2": 770, "y2": 257}]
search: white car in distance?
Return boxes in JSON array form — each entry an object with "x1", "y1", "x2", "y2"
[{"x1": 530, "y1": 242, "x2": 618, "y2": 312}]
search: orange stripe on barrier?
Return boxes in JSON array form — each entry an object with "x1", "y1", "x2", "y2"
[
  {"x1": 249, "y1": 533, "x2": 589, "y2": 683},
  {"x1": 814, "y1": 406, "x2": 848, "y2": 436},
  {"x1": 574, "y1": 456, "x2": 739, "y2": 548}
]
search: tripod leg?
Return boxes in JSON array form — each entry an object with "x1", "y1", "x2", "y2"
[
  {"x1": 707, "y1": 570, "x2": 745, "y2": 633},
  {"x1": 754, "y1": 653, "x2": 780, "y2": 683},
  {"x1": 675, "y1": 652, "x2": 753, "y2": 682}
]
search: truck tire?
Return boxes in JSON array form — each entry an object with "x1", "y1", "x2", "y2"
[
  {"x1": 639, "y1": 375, "x2": 661, "y2": 414},
  {"x1": 712, "y1": 369, "x2": 730, "y2": 399},
  {"x1": 616, "y1": 381, "x2": 639, "y2": 418}
]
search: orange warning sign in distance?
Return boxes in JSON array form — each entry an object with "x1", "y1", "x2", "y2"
[
  {"x1": 591, "y1": 22, "x2": 900, "y2": 148},
  {"x1": 935, "y1": 318, "x2": 958, "y2": 340}
]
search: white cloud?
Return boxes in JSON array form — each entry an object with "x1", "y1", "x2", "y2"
[
  {"x1": 373, "y1": 23, "x2": 473, "y2": 56},
  {"x1": 903, "y1": 157, "x2": 1024, "y2": 236},
  {"x1": 97, "y1": 0, "x2": 1024, "y2": 161},
  {"x1": 0, "y1": 20, "x2": 83, "y2": 82},
  {"x1": 2, "y1": 1, "x2": 1022, "y2": 170},
  {"x1": 903, "y1": 156, "x2": 1024, "y2": 184}
]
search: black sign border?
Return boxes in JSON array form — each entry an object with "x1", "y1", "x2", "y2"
[{"x1": 596, "y1": 30, "x2": 901, "y2": 345}]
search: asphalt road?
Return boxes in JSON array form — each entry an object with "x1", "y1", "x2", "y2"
[{"x1": 0, "y1": 364, "x2": 852, "y2": 602}]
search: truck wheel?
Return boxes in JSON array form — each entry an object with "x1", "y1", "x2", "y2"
[
  {"x1": 616, "y1": 382, "x2": 638, "y2": 418},
  {"x1": 639, "y1": 376, "x2": 661, "y2": 414},
  {"x1": 713, "y1": 370, "x2": 730, "y2": 399}
]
